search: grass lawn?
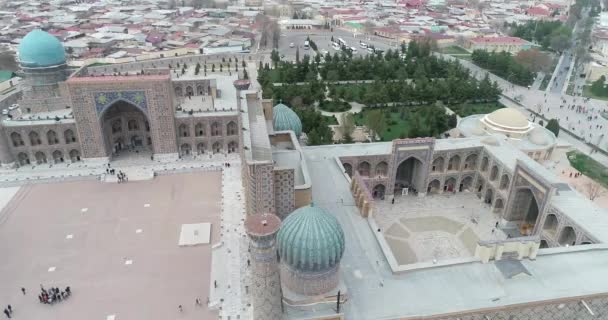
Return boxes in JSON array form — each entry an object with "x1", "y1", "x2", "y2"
[
  {"x1": 448, "y1": 102, "x2": 504, "y2": 117},
  {"x1": 453, "y1": 54, "x2": 472, "y2": 61},
  {"x1": 441, "y1": 46, "x2": 470, "y2": 55},
  {"x1": 567, "y1": 151, "x2": 608, "y2": 188},
  {"x1": 582, "y1": 85, "x2": 608, "y2": 101},
  {"x1": 354, "y1": 109, "x2": 410, "y2": 141},
  {"x1": 539, "y1": 74, "x2": 550, "y2": 91},
  {"x1": 324, "y1": 115, "x2": 338, "y2": 125}
]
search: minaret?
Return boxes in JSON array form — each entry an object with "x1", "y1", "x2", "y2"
[{"x1": 244, "y1": 213, "x2": 283, "y2": 320}]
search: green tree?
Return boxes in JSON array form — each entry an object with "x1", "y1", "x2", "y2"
[
  {"x1": 366, "y1": 109, "x2": 386, "y2": 141},
  {"x1": 546, "y1": 118, "x2": 560, "y2": 137}
]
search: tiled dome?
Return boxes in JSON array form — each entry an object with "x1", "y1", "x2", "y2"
[
  {"x1": 273, "y1": 103, "x2": 302, "y2": 137},
  {"x1": 277, "y1": 205, "x2": 345, "y2": 273},
  {"x1": 19, "y1": 30, "x2": 66, "y2": 68}
]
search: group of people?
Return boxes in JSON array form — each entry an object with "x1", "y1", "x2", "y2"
[
  {"x1": 223, "y1": 162, "x2": 231, "y2": 168},
  {"x1": 3, "y1": 305, "x2": 12, "y2": 318},
  {"x1": 105, "y1": 164, "x2": 129, "y2": 183},
  {"x1": 38, "y1": 285, "x2": 71, "y2": 305}
]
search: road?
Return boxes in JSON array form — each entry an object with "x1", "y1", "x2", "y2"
[
  {"x1": 275, "y1": 29, "x2": 395, "y2": 61},
  {"x1": 548, "y1": 52, "x2": 574, "y2": 93}
]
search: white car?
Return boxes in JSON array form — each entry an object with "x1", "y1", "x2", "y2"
[
  {"x1": 350, "y1": 47, "x2": 358, "y2": 54},
  {"x1": 360, "y1": 42, "x2": 368, "y2": 48},
  {"x1": 321, "y1": 49, "x2": 329, "y2": 55},
  {"x1": 9, "y1": 104, "x2": 18, "y2": 110},
  {"x1": 367, "y1": 47, "x2": 375, "y2": 53},
  {"x1": 2, "y1": 109, "x2": 8, "y2": 115},
  {"x1": 289, "y1": 42, "x2": 295, "y2": 48}
]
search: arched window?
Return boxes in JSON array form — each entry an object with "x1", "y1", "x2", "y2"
[
  {"x1": 375, "y1": 161, "x2": 388, "y2": 177},
  {"x1": 35, "y1": 151, "x2": 47, "y2": 164},
  {"x1": 17, "y1": 152, "x2": 29, "y2": 166},
  {"x1": 186, "y1": 86, "x2": 194, "y2": 96},
  {"x1": 481, "y1": 157, "x2": 489, "y2": 171},
  {"x1": 490, "y1": 165, "x2": 499, "y2": 181},
  {"x1": 211, "y1": 122, "x2": 220, "y2": 136},
  {"x1": 499, "y1": 174, "x2": 510, "y2": 190},
  {"x1": 179, "y1": 124, "x2": 190, "y2": 137},
  {"x1": 357, "y1": 161, "x2": 371, "y2": 176},
  {"x1": 69, "y1": 149, "x2": 81, "y2": 162},
  {"x1": 448, "y1": 155, "x2": 461, "y2": 171},
  {"x1": 64, "y1": 129, "x2": 77, "y2": 143},
  {"x1": 180, "y1": 143, "x2": 191, "y2": 155},
  {"x1": 212, "y1": 142, "x2": 222, "y2": 154},
  {"x1": 46, "y1": 130, "x2": 59, "y2": 145},
  {"x1": 197, "y1": 142, "x2": 206, "y2": 154},
  {"x1": 52, "y1": 150, "x2": 64, "y2": 163},
  {"x1": 226, "y1": 121, "x2": 237, "y2": 135},
  {"x1": 10, "y1": 132, "x2": 24, "y2": 147},
  {"x1": 29, "y1": 131, "x2": 41, "y2": 146},
  {"x1": 228, "y1": 141, "x2": 238, "y2": 153},
  {"x1": 432, "y1": 157, "x2": 444, "y2": 172},
  {"x1": 195, "y1": 123, "x2": 205, "y2": 136},
  {"x1": 111, "y1": 119, "x2": 122, "y2": 133},
  {"x1": 128, "y1": 119, "x2": 139, "y2": 131},
  {"x1": 197, "y1": 85, "x2": 204, "y2": 95},
  {"x1": 175, "y1": 86, "x2": 183, "y2": 96}
]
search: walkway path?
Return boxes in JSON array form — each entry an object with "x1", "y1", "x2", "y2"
[{"x1": 209, "y1": 162, "x2": 251, "y2": 320}]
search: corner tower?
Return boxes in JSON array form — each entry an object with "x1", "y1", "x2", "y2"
[{"x1": 244, "y1": 213, "x2": 283, "y2": 320}]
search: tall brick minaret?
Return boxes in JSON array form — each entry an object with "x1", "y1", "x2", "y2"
[{"x1": 245, "y1": 213, "x2": 283, "y2": 320}]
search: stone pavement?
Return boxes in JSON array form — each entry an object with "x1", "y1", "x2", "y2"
[
  {"x1": 208, "y1": 162, "x2": 252, "y2": 320},
  {"x1": 0, "y1": 153, "x2": 239, "y2": 187}
]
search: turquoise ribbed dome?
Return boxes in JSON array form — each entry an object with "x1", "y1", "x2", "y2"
[
  {"x1": 277, "y1": 205, "x2": 345, "y2": 273},
  {"x1": 273, "y1": 103, "x2": 302, "y2": 137},
  {"x1": 18, "y1": 29, "x2": 66, "y2": 68}
]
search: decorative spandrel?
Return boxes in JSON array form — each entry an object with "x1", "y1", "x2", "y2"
[{"x1": 94, "y1": 91, "x2": 148, "y2": 115}]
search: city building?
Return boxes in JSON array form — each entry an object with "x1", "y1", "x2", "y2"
[{"x1": 465, "y1": 36, "x2": 533, "y2": 54}]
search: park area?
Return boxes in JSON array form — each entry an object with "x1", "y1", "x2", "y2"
[
  {"x1": 567, "y1": 151, "x2": 608, "y2": 188},
  {"x1": 352, "y1": 102, "x2": 503, "y2": 141}
]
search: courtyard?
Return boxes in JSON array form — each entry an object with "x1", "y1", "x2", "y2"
[
  {"x1": 0, "y1": 172, "x2": 221, "y2": 320},
  {"x1": 374, "y1": 193, "x2": 507, "y2": 266}
]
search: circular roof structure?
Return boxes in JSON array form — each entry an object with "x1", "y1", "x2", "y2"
[
  {"x1": 277, "y1": 205, "x2": 345, "y2": 273},
  {"x1": 484, "y1": 108, "x2": 530, "y2": 131},
  {"x1": 18, "y1": 29, "x2": 66, "y2": 68},
  {"x1": 528, "y1": 127, "x2": 550, "y2": 146},
  {"x1": 273, "y1": 103, "x2": 302, "y2": 137}
]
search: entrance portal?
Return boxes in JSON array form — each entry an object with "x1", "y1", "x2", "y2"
[
  {"x1": 394, "y1": 157, "x2": 423, "y2": 195},
  {"x1": 101, "y1": 100, "x2": 151, "y2": 158}
]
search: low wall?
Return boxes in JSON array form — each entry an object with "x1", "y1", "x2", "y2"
[{"x1": 475, "y1": 236, "x2": 540, "y2": 263}]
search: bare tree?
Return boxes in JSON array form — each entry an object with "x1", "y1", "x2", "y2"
[
  {"x1": 340, "y1": 113, "x2": 355, "y2": 141},
  {"x1": 585, "y1": 181, "x2": 607, "y2": 201}
]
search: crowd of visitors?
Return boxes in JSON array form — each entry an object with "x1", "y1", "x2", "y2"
[{"x1": 38, "y1": 285, "x2": 71, "y2": 305}]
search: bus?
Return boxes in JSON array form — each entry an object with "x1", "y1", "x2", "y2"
[
  {"x1": 337, "y1": 38, "x2": 347, "y2": 47},
  {"x1": 303, "y1": 40, "x2": 310, "y2": 50}
]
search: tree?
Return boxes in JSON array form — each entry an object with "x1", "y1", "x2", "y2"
[
  {"x1": 515, "y1": 49, "x2": 553, "y2": 73},
  {"x1": 296, "y1": 47, "x2": 300, "y2": 63},
  {"x1": 365, "y1": 109, "x2": 386, "y2": 141},
  {"x1": 546, "y1": 118, "x2": 560, "y2": 137},
  {"x1": 585, "y1": 181, "x2": 607, "y2": 201},
  {"x1": 550, "y1": 33, "x2": 571, "y2": 52},
  {"x1": 243, "y1": 69, "x2": 249, "y2": 80},
  {"x1": 340, "y1": 113, "x2": 355, "y2": 142},
  {"x1": 271, "y1": 49, "x2": 280, "y2": 67}
]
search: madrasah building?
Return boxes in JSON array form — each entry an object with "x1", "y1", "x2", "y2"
[{"x1": 2, "y1": 29, "x2": 608, "y2": 319}]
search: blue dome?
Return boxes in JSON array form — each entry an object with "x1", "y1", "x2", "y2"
[
  {"x1": 19, "y1": 30, "x2": 66, "y2": 68},
  {"x1": 277, "y1": 205, "x2": 345, "y2": 273},
  {"x1": 273, "y1": 103, "x2": 302, "y2": 137}
]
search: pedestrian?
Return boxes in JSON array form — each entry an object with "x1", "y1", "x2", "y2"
[
  {"x1": 495, "y1": 221, "x2": 499, "y2": 228},
  {"x1": 391, "y1": 198, "x2": 395, "y2": 204},
  {"x1": 20, "y1": 287, "x2": 25, "y2": 295},
  {"x1": 178, "y1": 305, "x2": 183, "y2": 312},
  {"x1": 6, "y1": 306, "x2": 11, "y2": 314},
  {"x1": 3, "y1": 308, "x2": 9, "y2": 319},
  {"x1": 195, "y1": 298, "x2": 201, "y2": 306}
]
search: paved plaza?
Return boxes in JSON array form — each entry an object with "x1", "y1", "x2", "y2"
[
  {"x1": 375, "y1": 193, "x2": 507, "y2": 265},
  {"x1": 0, "y1": 172, "x2": 222, "y2": 320}
]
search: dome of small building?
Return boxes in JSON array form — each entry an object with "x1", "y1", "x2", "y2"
[
  {"x1": 18, "y1": 30, "x2": 66, "y2": 68},
  {"x1": 471, "y1": 121, "x2": 486, "y2": 136},
  {"x1": 277, "y1": 205, "x2": 345, "y2": 273},
  {"x1": 485, "y1": 108, "x2": 529, "y2": 130},
  {"x1": 273, "y1": 103, "x2": 302, "y2": 137},
  {"x1": 528, "y1": 127, "x2": 549, "y2": 146}
]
